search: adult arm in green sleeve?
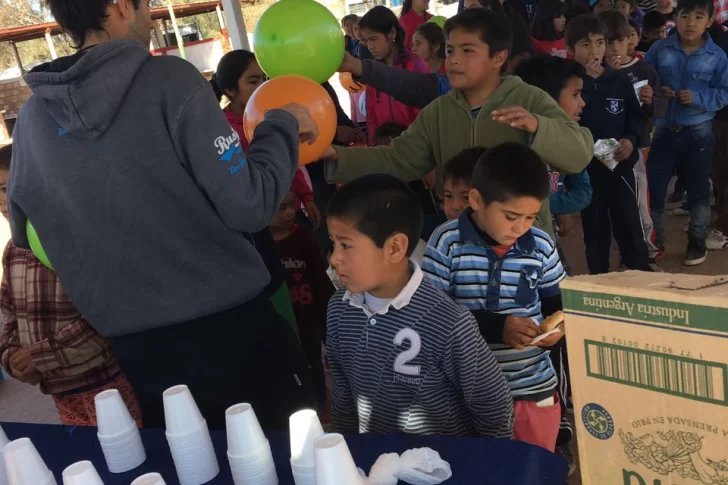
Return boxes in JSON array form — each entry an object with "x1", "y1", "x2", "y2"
[
  {"x1": 325, "y1": 111, "x2": 437, "y2": 184},
  {"x1": 529, "y1": 93, "x2": 595, "y2": 174}
]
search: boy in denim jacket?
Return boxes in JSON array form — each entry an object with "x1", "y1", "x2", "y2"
[{"x1": 645, "y1": 0, "x2": 728, "y2": 266}]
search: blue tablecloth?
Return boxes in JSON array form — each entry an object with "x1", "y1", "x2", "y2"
[{"x1": 1, "y1": 422, "x2": 568, "y2": 485}]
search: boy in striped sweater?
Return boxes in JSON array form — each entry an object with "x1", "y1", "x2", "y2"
[
  {"x1": 325, "y1": 174, "x2": 513, "y2": 438},
  {"x1": 422, "y1": 143, "x2": 566, "y2": 452}
]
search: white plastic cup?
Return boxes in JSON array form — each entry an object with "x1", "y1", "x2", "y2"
[
  {"x1": 289, "y1": 409, "x2": 324, "y2": 466},
  {"x1": 94, "y1": 390, "x2": 135, "y2": 439},
  {"x1": 130, "y1": 473, "x2": 166, "y2": 485},
  {"x1": 290, "y1": 458, "x2": 315, "y2": 485},
  {"x1": 3, "y1": 438, "x2": 57, "y2": 485},
  {"x1": 163, "y1": 385, "x2": 205, "y2": 436},
  {"x1": 314, "y1": 434, "x2": 363, "y2": 485},
  {"x1": 166, "y1": 421, "x2": 219, "y2": 485},
  {"x1": 225, "y1": 404, "x2": 268, "y2": 457},
  {"x1": 62, "y1": 461, "x2": 103, "y2": 485},
  {"x1": 98, "y1": 428, "x2": 146, "y2": 473}
]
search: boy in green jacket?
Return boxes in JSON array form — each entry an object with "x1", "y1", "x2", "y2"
[{"x1": 323, "y1": 8, "x2": 594, "y2": 238}]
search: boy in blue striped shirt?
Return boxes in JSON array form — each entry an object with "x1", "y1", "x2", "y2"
[
  {"x1": 422, "y1": 143, "x2": 565, "y2": 452},
  {"x1": 325, "y1": 174, "x2": 514, "y2": 438}
]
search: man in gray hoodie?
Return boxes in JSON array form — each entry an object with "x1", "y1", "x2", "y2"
[{"x1": 7, "y1": 0, "x2": 319, "y2": 429}]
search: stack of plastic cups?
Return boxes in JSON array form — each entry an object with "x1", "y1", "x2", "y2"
[
  {"x1": 130, "y1": 473, "x2": 166, "y2": 485},
  {"x1": 314, "y1": 434, "x2": 364, "y2": 485},
  {"x1": 62, "y1": 461, "x2": 104, "y2": 485},
  {"x1": 94, "y1": 389, "x2": 146, "y2": 473},
  {"x1": 225, "y1": 404, "x2": 278, "y2": 485},
  {"x1": 3, "y1": 437, "x2": 57, "y2": 485},
  {"x1": 0, "y1": 424, "x2": 9, "y2": 485},
  {"x1": 288, "y1": 410, "x2": 323, "y2": 485},
  {"x1": 163, "y1": 385, "x2": 219, "y2": 485}
]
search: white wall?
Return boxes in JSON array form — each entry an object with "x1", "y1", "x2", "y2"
[{"x1": 152, "y1": 39, "x2": 226, "y2": 73}]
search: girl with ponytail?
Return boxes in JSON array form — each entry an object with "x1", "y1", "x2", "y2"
[{"x1": 359, "y1": 6, "x2": 429, "y2": 145}]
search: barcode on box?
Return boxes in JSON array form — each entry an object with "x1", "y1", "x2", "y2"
[{"x1": 584, "y1": 340, "x2": 728, "y2": 406}]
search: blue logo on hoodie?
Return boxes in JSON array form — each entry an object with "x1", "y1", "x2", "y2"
[
  {"x1": 58, "y1": 128, "x2": 69, "y2": 136},
  {"x1": 215, "y1": 129, "x2": 247, "y2": 175}
]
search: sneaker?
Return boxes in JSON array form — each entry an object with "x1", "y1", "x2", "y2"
[
  {"x1": 556, "y1": 444, "x2": 577, "y2": 477},
  {"x1": 706, "y1": 228, "x2": 728, "y2": 251},
  {"x1": 649, "y1": 259, "x2": 665, "y2": 272},
  {"x1": 672, "y1": 205, "x2": 690, "y2": 216},
  {"x1": 669, "y1": 189, "x2": 686, "y2": 203},
  {"x1": 685, "y1": 241, "x2": 707, "y2": 266}
]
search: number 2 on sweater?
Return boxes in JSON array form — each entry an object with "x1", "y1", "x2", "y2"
[{"x1": 393, "y1": 328, "x2": 421, "y2": 376}]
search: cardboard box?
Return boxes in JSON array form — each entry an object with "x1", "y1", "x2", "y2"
[{"x1": 561, "y1": 271, "x2": 728, "y2": 485}]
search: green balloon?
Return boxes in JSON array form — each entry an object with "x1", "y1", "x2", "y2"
[
  {"x1": 254, "y1": 0, "x2": 344, "y2": 83},
  {"x1": 27, "y1": 220, "x2": 53, "y2": 270},
  {"x1": 428, "y1": 15, "x2": 447, "y2": 28}
]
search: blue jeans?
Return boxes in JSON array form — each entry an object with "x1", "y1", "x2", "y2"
[{"x1": 648, "y1": 121, "x2": 714, "y2": 246}]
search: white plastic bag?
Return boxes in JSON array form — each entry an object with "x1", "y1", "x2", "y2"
[{"x1": 367, "y1": 448, "x2": 452, "y2": 485}]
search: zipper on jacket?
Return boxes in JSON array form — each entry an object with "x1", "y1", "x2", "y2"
[{"x1": 457, "y1": 102, "x2": 477, "y2": 147}]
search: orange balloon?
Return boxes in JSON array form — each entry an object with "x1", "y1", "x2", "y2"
[
  {"x1": 244, "y1": 76, "x2": 337, "y2": 166},
  {"x1": 338, "y1": 72, "x2": 366, "y2": 94}
]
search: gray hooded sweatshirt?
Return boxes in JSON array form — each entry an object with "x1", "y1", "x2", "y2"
[{"x1": 8, "y1": 40, "x2": 300, "y2": 337}]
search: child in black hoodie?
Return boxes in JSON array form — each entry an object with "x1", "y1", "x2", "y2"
[{"x1": 565, "y1": 14, "x2": 651, "y2": 274}]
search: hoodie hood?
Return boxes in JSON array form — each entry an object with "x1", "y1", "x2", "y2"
[
  {"x1": 24, "y1": 40, "x2": 150, "y2": 140},
  {"x1": 449, "y1": 75, "x2": 527, "y2": 108}
]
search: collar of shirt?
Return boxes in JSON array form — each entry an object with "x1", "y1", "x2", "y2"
[
  {"x1": 664, "y1": 32, "x2": 719, "y2": 55},
  {"x1": 456, "y1": 208, "x2": 537, "y2": 255},
  {"x1": 342, "y1": 263, "x2": 424, "y2": 317}
]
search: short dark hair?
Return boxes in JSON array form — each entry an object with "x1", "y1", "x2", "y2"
[
  {"x1": 599, "y1": 10, "x2": 631, "y2": 40},
  {"x1": 373, "y1": 123, "x2": 405, "y2": 146},
  {"x1": 414, "y1": 22, "x2": 446, "y2": 60},
  {"x1": 676, "y1": 0, "x2": 714, "y2": 16},
  {"x1": 327, "y1": 174, "x2": 424, "y2": 256},
  {"x1": 211, "y1": 50, "x2": 256, "y2": 102},
  {"x1": 515, "y1": 54, "x2": 585, "y2": 100},
  {"x1": 642, "y1": 10, "x2": 667, "y2": 33},
  {"x1": 442, "y1": 147, "x2": 487, "y2": 185},
  {"x1": 531, "y1": 0, "x2": 567, "y2": 41},
  {"x1": 565, "y1": 14, "x2": 608, "y2": 48},
  {"x1": 471, "y1": 143, "x2": 550, "y2": 204},
  {"x1": 46, "y1": 0, "x2": 142, "y2": 48},
  {"x1": 444, "y1": 8, "x2": 513, "y2": 58}
]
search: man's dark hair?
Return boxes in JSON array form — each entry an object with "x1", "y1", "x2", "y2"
[
  {"x1": 471, "y1": 143, "x2": 550, "y2": 204},
  {"x1": 598, "y1": 10, "x2": 631, "y2": 40},
  {"x1": 46, "y1": 0, "x2": 142, "y2": 48},
  {"x1": 327, "y1": 174, "x2": 424, "y2": 257},
  {"x1": 642, "y1": 10, "x2": 667, "y2": 33},
  {"x1": 565, "y1": 13, "x2": 608, "y2": 48},
  {"x1": 676, "y1": 0, "x2": 714, "y2": 16},
  {"x1": 442, "y1": 147, "x2": 487, "y2": 185},
  {"x1": 444, "y1": 8, "x2": 513, "y2": 58},
  {"x1": 515, "y1": 54, "x2": 585, "y2": 101}
]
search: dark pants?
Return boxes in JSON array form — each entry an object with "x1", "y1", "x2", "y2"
[
  {"x1": 111, "y1": 295, "x2": 315, "y2": 431},
  {"x1": 581, "y1": 160, "x2": 651, "y2": 274},
  {"x1": 648, "y1": 121, "x2": 714, "y2": 246},
  {"x1": 713, "y1": 118, "x2": 728, "y2": 235}
]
